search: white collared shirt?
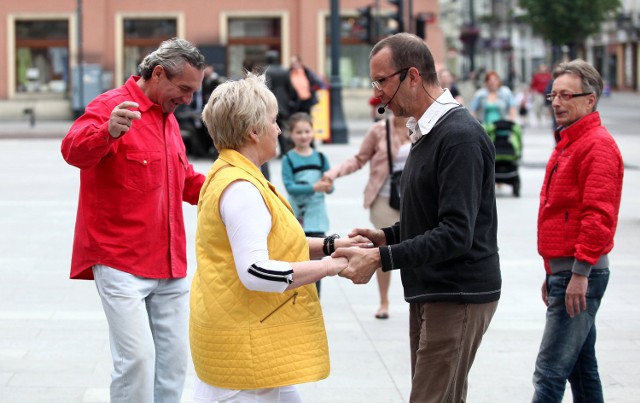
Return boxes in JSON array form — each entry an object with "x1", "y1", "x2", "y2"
[{"x1": 407, "y1": 88, "x2": 460, "y2": 143}]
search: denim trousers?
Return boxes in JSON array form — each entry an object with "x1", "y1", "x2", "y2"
[
  {"x1": 532, "y1": 268, "x2": 610, "y2": 403},
  {"x1": 93, "y1": 265, "x2": 189, "y2": 403}
]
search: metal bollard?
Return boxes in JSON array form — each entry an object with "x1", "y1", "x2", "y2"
[{"x1": 23, "y1": 107, "x2": 35, "y2": 127}]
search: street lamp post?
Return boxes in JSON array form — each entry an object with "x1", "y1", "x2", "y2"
[
  {"x1": 76, "y1": 0, "x2": 84, "y2": 116},
  {"x1": 328, "y1": 0, "x2": 348, "y2": 143}
]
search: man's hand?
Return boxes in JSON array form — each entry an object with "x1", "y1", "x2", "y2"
[
  {"x1": 108, "y1": 101, "x2": 141, "y2": 138},
  {"x1": 333, "y1": 247, "x2": 381, "y2": 284},
  {"x1": 348, "y1": 227, "x2": 386, "y2": 247},
  {"x1": 540, "y1": 278, "x2": 549, "y2": 307},
  {"x1": 566, "y1": 273, "x2": 588, "y2": 318}
]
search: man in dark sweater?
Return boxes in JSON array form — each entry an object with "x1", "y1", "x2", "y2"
[{"x1": 335, "y1": 33, "x2": 501, "y2": 403}]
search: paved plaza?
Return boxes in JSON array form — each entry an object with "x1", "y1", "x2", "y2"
[{"x1": 1, "y1": 93, "x2": 639, "y2": 402}]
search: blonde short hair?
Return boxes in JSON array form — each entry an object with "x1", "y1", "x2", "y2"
[{"x1": 202, "y1": 73, "x2": 278, "y2": 150}]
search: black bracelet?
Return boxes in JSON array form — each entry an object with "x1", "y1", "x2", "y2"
[{"x1": 323, "y1": 234, "x2": 340, "y2": 256}]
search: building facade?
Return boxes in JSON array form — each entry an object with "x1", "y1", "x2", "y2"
[{"x1": 0, "y1": 0, "x2": 443, "y2": 120}]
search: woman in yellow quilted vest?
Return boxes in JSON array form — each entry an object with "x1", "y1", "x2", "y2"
[{"x1": 191, "y1": 73, "x2": 370, "y2": 403}]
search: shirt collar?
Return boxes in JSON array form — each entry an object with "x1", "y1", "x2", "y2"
[{"x1": 407, "y1": 89, "x2": 460, "y2": 143}]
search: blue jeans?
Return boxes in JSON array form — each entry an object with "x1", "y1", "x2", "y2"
[{"x1": 532, "y1": 269, "x2": 609, "y2": 403}]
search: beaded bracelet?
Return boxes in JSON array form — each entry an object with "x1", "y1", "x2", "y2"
[{"x1": 323, "y1": 234, "x2": 340, "y2": 256}]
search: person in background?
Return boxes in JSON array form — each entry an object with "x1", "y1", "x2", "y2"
[
  {"x1": 437, "y1": 67, "x2": 464, "y2": 104},
  {"x1": 514, "y1": 85, "x2": 531, "y2": 128},
  {"x1": 191, "y1": 73, "x2": 369, "y2": 403},
  {"x1": 61, "y1": 38, "x2": 206, "y2": 403},
  {"x1": 282, "y1": 112, "x2": 333, "y2": 296},
  {"x1": 532, "y1": 59, "x2": 623, "y2": 403},
  {"x1": 369, "y1": 95, "x2": 384, "y2": 121},
  {"x1": 469, "y1": 71, "x2": 517, "y2": 124},
  {"x1": 265, "y1": 50, "x2": 299, "y2": 158},
  {"x1": 530, "y1": 63, "x2": 553, "y2": 126},
  {"x1": 544, "y1": 77, "x2": 558, "y2": 131},
  {"x1": 289, "y1": 55, "x2": 325, "y2": 114},
  {"x1": 334, "y1": 33, "x2": 500, "y2": 403},
  {"x1": 323, "y1": 113, "x2": 411, "y2": 319},
  {"x1": 201, "y1": 64, "x2": 222, "y2": 107},
  {"x1": 242, "y1": 58, "x2": 257, "y2": 76}
]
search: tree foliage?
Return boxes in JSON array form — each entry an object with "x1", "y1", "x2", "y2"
[{"x1": 518, "y1": 0, "x2": 621, "y2": 47}]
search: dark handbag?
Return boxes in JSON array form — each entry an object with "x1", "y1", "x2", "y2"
[{"x1": 385, "y1": 119, "x2": 402, "y2": 211}]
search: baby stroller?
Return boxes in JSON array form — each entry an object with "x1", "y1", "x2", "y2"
[{"x1": 484, "y1": 120, "x2": 523, "y2": 197}]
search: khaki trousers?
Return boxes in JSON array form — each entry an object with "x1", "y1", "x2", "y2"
[{"x1": 409, "y1": 300, "x2": 498, "y2": 403}]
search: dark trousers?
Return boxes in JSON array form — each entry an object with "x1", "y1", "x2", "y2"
[{"x1": 409, "y1": 300, "x2": 498, "y2": 402}]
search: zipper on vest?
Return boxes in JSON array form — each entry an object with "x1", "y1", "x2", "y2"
[{"x1": 260, "y1": 291, "x2": 298, "y2": 323}]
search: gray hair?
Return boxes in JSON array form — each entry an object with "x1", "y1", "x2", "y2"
[
  {"x1": 138, "y1": 37, "x2": 206, "y2": 79},
  {"x1": 370, "y1": 32, "x2": 438, "y2": 85},
  {"x1": 202, "y1": 73, "x2": 278, "y2": 150},
  {"x1": 553, "y1": 59, "x2": 604, "y2": 109}
]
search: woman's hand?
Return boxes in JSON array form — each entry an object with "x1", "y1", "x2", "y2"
[
  {"x1": 323, "y1": 256, "x2": 348, "y2": 276},
  {"x1": 335, "y1": 234, "x2": 373, "y2": 250}
]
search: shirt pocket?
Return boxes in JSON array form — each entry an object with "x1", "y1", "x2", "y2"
[{"x1": 125, "y1": 151, "x2": 163, "y2": 192}]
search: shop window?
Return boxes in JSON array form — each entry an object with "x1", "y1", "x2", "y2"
[
  {"x1": 15, "y1": 19, "x2": 69, "y2": 94},
  {"x1": 123, "y1": 18, "x2": 177, "y2": 79},
  {"x1": 227, "y1": 17, "x2": 282, "y2": 79},
  {"x1": 325, "y1": 16, "x2": 372, "y2": 88}
]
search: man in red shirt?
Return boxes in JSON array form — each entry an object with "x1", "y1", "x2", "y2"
[
  {"x1": 529, "y1": 64, "x2": 552, "y2": 125},
  {"x1": 61, "y1": 38, "x2": 206, "y2": 403}
]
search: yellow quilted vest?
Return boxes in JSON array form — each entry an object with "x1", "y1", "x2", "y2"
[{"x1": 190, "y1": 149, "x2": 330, "y2": 390}]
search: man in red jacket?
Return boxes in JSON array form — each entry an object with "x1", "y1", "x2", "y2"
[
  {"x1": 529, "y1": 63, "x2": 552, "y2": 125},
  {"x1": 533, "y1": 59, "x2": 623, "y2": 403},
  {"x1": 61, "y1": 38, "x2": 206, "y2": 403}
]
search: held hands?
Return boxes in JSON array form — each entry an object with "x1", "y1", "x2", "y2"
[
  {"x1": 108, "y1": 101, "x2": 141, "y2": 138},
  {"x1": 313, "y1": 177, "x2": 333, "y2": 193},
  {"x1": 334, "y1": 234, "x2": 372, "y2": 249},
  {"x1": 333, "y1": 247, "x2": 381, "y2": 284},
  {"x1": 332, "y1": 227, "x2": 385, "y2": 285},
  {"x1": 323, "y1": 256, "x2": 348, "y2": 276},
  {"x1": 348, "y1": 228, "x2": 386, "y2": 247}
]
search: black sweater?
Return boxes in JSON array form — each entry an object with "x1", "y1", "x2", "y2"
[{"x1": 380, "y1": 107, "x2": 501, "y2": 304}]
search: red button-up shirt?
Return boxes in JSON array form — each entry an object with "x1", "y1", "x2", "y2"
[{"x1": 61, "y1": 76, "x2": 205, "y2": 280}]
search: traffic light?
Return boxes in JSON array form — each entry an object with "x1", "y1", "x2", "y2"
[
  {"x1": 356, "y1": 5, "x2": 374, "y2": 44},
  {"x1": 415, "y1": 14, "x2": 427, "y2": 39},
  {"x1": 388, "y1": 0, "x2": 404, "y2": 34}
]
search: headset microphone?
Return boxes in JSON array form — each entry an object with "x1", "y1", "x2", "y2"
[{"x1": 377, "y1": 69, "x2": 408, "y2": 115}]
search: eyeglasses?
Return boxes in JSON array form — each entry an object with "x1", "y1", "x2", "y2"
[
  {"x1": 371, "y1": 68, "x2": 409, "y2": 91},
  {"x1": 545, "y1": 92, "x2": 593, "y2": 102}
]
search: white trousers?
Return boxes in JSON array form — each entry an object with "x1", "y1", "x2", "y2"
[
  {"x1": 93, "y1": 265, "x2": 189, "y2": 403},
  {"x1": 193, "y1": 384, "x2": 302, "y2": 403}
]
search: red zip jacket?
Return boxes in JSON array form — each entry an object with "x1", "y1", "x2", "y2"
[
  {"x1": 537, "y1": 112, "x2": 623, "y2": 274},
  {"x1": 61, "y1": 76, "x2": 205, "y2": 280}
]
